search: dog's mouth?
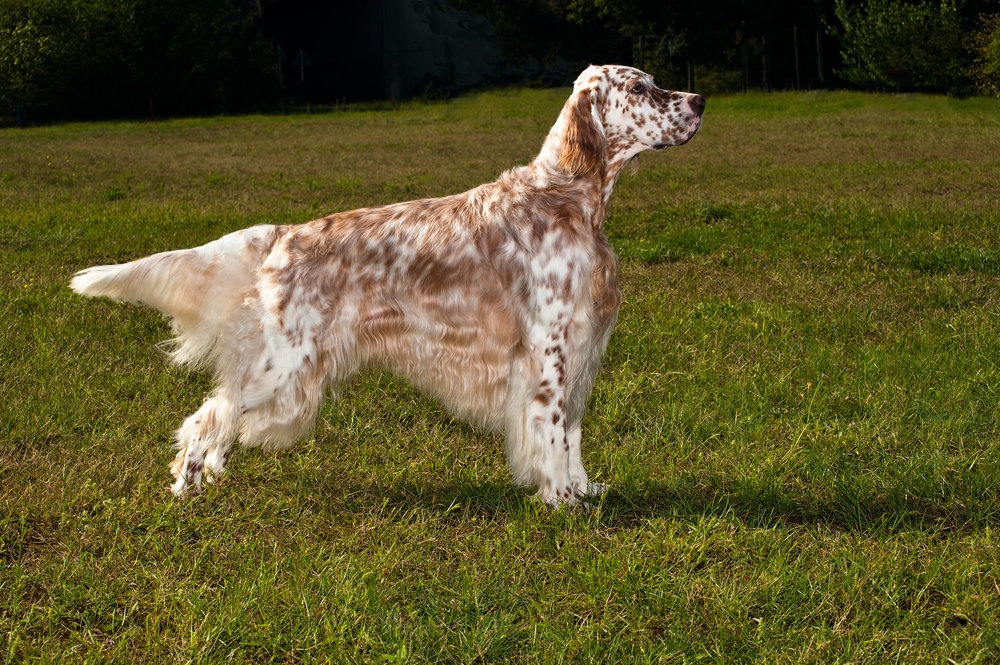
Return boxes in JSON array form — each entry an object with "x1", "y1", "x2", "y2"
[
  {"x1": 652, "y1": 116, "x2": 703, "y2": 150},
  {"x1": 652, "y1": 132, "x2": 695, "y2": 150}
]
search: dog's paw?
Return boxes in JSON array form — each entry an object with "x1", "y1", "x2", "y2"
[
  {"x1": 535, "y1": 484, "x2": 578, "y2": 510},
  {"x1": 569, "y1": 478, "x2": 607, "y2": 499},
  {"x1": 170, "y1": 475, "x2": 199, "y2": 497},
  {"x1": 535, "y1": 486, "x2": 605, "y2": 514},
  {"x1": 202, "y1": 453, "x2": 228, "y2": 485},
  {"x1": 169, "y1": 461, "x2": 203, "y2": 497}
]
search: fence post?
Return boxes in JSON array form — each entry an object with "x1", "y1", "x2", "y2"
[
  {"x1": 794, "y1": 26, "x2": 801, "y2": 90},
  {"x1": 686, "y1": 40, "x2": 694, "y2": 92},
  {"x1": 761, "y1": 35, "x2": 768, "y2": 92},
  {"x1": 740, "y1": 23, "x2": 749, "y2": 93},
  {"x1": 816, "y1": 28, "x2": 824, "y2": 84}
]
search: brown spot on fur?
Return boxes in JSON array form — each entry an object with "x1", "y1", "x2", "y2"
[{"x1": 534, "y1": 389, "x2": 553, "y2": 406}]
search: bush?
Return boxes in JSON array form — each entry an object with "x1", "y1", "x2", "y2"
[
  {"x1": 0, "y1": 0, "x2": 281, "y2": 122},
  {"x1": 831, "y1": 0, "x2": 970, "y2": 91},
  {"x1": 969, "y1": 13, "x2": 1000, "y2": 97}
]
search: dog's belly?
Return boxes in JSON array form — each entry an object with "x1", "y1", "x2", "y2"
[{"x1": 354, "y1": 298, "x2": 518, "y2": 431}]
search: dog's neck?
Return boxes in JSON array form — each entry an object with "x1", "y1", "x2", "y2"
[{"x1": 531, "y1": 123, "x2": 631, "y2": 230}]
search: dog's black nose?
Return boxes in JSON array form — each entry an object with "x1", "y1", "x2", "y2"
[{"x1": 689, "y1": 95, "x2": 706, "y2": 113}]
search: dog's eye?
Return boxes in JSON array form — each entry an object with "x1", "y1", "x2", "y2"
[{"x1": 630, "y1": 82, "x2": 645, "y2": 94}]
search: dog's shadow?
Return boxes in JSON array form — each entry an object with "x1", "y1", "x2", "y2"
[
  {"x1": 308, "y1": 473, "x2": 997, "y2": 535},
  {"x1": 594, "y1": 479, "x2": 996, "y2": 534}
]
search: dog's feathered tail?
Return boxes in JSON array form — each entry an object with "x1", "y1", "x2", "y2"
[{"x1": 70, "y1": 225, "x2": 280, "y2": 368}]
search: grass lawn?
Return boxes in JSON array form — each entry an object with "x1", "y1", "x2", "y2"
[{"x1": 2, "y1": 88, "x2": 1000, "y2": 663}]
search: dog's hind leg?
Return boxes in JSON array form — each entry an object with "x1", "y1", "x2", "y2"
[
  {"x1": 203, "y1": 433, "x2": 235, "y2": 484},
  {"x1": 169, "y1": 393, "x2": 239, "y2": 495},
  {"x1": 166, "y1": 265, "x2": 347, "y2": 493},
  {"x1": 170, "y1": 353, "x2": 326, "y2": 494}
]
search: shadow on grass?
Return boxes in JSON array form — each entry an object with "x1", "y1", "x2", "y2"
[
  {"x1": 312, "y1": 473, "x2": 999, "y2": 535},
  {"x1": 595, "y1": 477, "x2": 1000, "y2": 535},
  {"x1": 299, "y1": 473, "x2": 525, "y2": 520}
]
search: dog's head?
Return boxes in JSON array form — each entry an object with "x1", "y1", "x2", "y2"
[{"x1": 559, "y1": 65, "x2": 704, "y2": 174}]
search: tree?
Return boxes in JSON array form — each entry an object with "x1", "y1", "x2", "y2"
[
  {"x1": 969, "y1": 12, "x2": 1000, "y2": 96},
  {"x1": 0, "y1": 0, "x2": 280, "y2": 122},
  {"x1": 831, "y1": 0, "x2": 970, "y2": 90},
  {"x1": 0, "y1": 20, "x2": 51, "y2": 123}
]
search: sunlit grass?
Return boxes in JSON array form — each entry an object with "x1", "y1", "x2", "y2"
[{"x1": 2, "y1": 89, "x2": 1000, "y2": 662}]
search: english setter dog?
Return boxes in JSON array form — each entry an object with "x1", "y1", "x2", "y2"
[{"x1": 71, "y1": 65, "x2": 704, "y2": 507}]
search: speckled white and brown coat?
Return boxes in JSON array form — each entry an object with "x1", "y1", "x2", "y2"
[{"x1": 71, "y1": 65, "x2": 704, "y2": 507}]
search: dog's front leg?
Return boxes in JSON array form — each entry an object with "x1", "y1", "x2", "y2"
[
  {"x1": 519, "y1": 332, "x2": 578, "y2": 508},
  {"x1": 566, "y1": 424, "x2": 606, "y2": 501},
  {"x1": 501, "y1": 246, "x2": 594, "y2": 507},
  {"x1": 502, "y1": 325, "x2": 580, "y2": 506}
]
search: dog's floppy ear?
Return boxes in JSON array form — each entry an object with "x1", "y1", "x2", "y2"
[{"x1": 558, "y1": 89, "x2": 606, "y2": 176}]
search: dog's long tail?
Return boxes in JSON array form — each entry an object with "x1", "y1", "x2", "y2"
[{"x1": 70, "y1": 225, "x2": 281, "y2": 368}]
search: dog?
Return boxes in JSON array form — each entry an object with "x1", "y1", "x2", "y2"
[{"x1": 71, "y1": 65, "x2": 704, "y2": 507}]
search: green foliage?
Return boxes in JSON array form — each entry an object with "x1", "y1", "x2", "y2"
[
  {"x1": 832, "y1": 0, "x2": 971, "y2": 90},
  {"x1": 0, "y1": 0, "x2": 280, "y2": 122},
  {"x1": 450, "y1": 0, "x2": 632, "y2": 72},
  {"x1": 567, "y1": 0, "x2": 684, "y2": 85},
  {"x1": 0, "y1": 20, "x2": 51, "y2": 115},
  {"x1": 970, "y1": 12, "x2": 1000, "y2": 96}
]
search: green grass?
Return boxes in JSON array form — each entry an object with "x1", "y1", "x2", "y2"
[{"x1": 3, "y1": 89, "x2": 1000, "y2": 663}]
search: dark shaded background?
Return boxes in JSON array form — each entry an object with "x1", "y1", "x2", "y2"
[{"x1": 1, "y1": 0, "x2": 997, "y2": 122}]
